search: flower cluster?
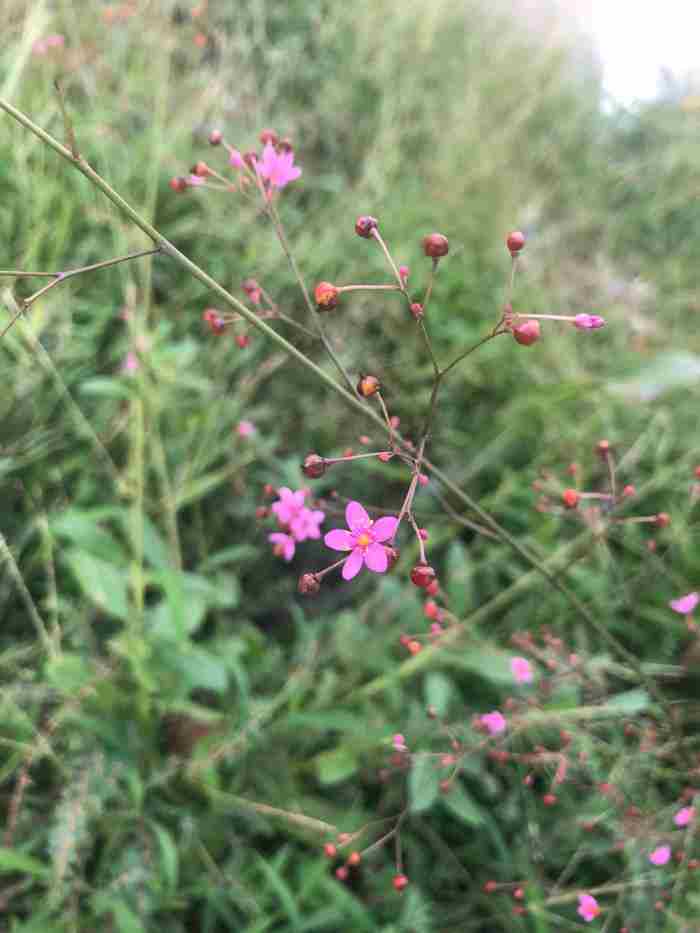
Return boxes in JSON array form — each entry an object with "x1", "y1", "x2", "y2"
[{"x1": 266, "y1": 487, "x2": 325, "y2": 563}]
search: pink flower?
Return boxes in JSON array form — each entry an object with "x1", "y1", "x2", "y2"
[
  {"x1": 271, "y1": 487, "x2": 307, "y2": 526},
  {"x1": 268, "y1": 532, "x2": 295, "y2": 562},
  {"x1": 399, "y1": 265, "x2": 409, "y2": 286},
  {"x1": 480, "y1": 711, "x2": 507, "y2": 735},
  {"x1": 510, "y1": 656, "x2": 534, "y2": 684},
  {"x1": 187, "y1": 174, "x2": 206, "y2": 187},
  {"x1": 229, "y1": 149, "x2": 245, "y2": 169},
  {"x1": 577, "y1": 894, "x2": 600, "y2": 922},
  {"x1": 670, "y1": 592, "x2": 699, "y2": 615},
  {"x1": 649, "y1": 845, "x2": 671, "y2": 866},
  {"x1": 255, "y1": 142, "x2": 302, "y2": 190},
  {"x1": 675, "y1": 806, "x2": 695, "y2": 827},
  {"x1": 324, "y1": 501, "x2": 398, "y2": 581},
  {"x1": 236, "y1": 420, "x2": 255, "y2": 438},
  {"x1": 291, "y1": 506, "x2": 325, "y2": 542},
  {"x1": 392, "y1": 734, "x2": 407, "y2": 752},
  {"x1": 121, "y1": 351, "x2": 139, "y2": 374},
  {"x1": 574, "y1": 313, "x2": 606, "y2": 330},
  {"x1": 32, "y1": 34, "x2": 65, "y2": 55}
]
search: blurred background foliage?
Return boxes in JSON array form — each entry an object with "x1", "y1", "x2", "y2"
[{"x1": 1, "y1": 0, "x2": 700, "y2": 929}]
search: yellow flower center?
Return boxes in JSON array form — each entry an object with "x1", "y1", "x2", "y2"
[{"x1": 356, "y1": 532, "x2": 371, "y2": 548}]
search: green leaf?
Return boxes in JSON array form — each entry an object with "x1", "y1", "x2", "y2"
[
  {"x1": 45, "y1": 653, "x2": 92, "y2": 692},
  {"x1": 65, "y1": 550, "x2": 129, "y2": 620},
  {"x1": 51, "y1": 510, "x2": 126, "y2": 562},
  {"x1": 0, "y1": 847, "x2": 50, "y2": 878},
  {"x1": 447, "y1": 649, "x2": 513, "y2": 686},
  {"x1": 424, "y1": 672, "x2": 452, "y2": 717},
  {"x1": 441, "y1": 782, "x2": 484, "y2": 826},
  {"x1": 178, "y1": 648, "x2": 228, "y2": 693},
  {"x1": 151, "y1": 823, "x2": 178, "y2": 891},
  {"x1": 142, "y1": 515, "x2": 170, "y2": 570},
  {"x1": 315, "y1": 746, "x2": 358, "y2": 785},
  {"x1": 604, "y1": 688, "x2": 650, "y2": 714},
  {"x1": 409, "y1": 755, "x2": 439, "y2": 813},
  {"x1": 79, "y1": 377, "x2": 132, "y2": 400}
]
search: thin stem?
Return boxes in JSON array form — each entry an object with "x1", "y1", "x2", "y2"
[
  {"x1": 337, "y1": 284, "x2": 401, "y2": 293},
  {"x1": 0, "y1": 270, "x2": 57, "y2": 278},
  {"x1": 418, "y1": 319, "x2": 440, "y2": 377},
  {"x1": 422, "y1": 258, "x2": 438, "y2": 311},
  {"x1": 441, "y1": 327, "x2": 507, "y2": 377},
  {"x1": 0, "y1": 530, "x2": 53, "y2": 657},
  {"x1": 370, "y1": 228, "x2": 405, "y2": 288}
]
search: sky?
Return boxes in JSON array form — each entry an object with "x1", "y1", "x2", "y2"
[{"x1": 591, "y1": 0, "x2": 699, "y2": 103}]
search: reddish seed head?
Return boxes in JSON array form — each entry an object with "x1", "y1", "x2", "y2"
[
  {"x1": 302, "y1": 453, "x2": 326, "y2": 479},
  {"x1": 542, "y1": 793, "x2": 557, "y2": 807},
  {"x1": 314, "y1": 281, "x2": 339, "y2": 311},
  {"x1": 513, "y1": 887, "x2": 524, "y2": 900},
  {"x1": 393, "y1": 874, "x2": 409, "y2": 892},
  {"x1": 208, "y1": 129, "x2": 223, "y2": 146},
  {"x1": 255, "y1": 506, "x2": 269, "y2": 519},
  {"x1": 439, "y1": 779, "x2": 452, "y2": 794},
  {"x1": 235, "y1": 334, "x2": 250, "y2": 348},
  {"x1": 410, "y1": 564, "x2": 437, "y2": 588},
  {"x1": 347, "y1": 852, "x2": 361, "y2": 866},
  {"x1": 357, "y1": 374, "x2": 381, "y2": 398},
  {"x1": 622, "y1": 484, "x2": 636, "y2": 497},
  {"x1": 355, "y1": 215, "x2": 378, "y2": 238},
  {"x1": 595, "y1": 439, "x2": 611, "y2": 457},
  {"x1": 408, "y1": 640, "x2": 422, "y2": 655},
  {"x1": 506, "y1": 230, "x2": 526, "y2": 254},
  {"x1": 483, "y1": 880, "x2": 498, "y2": 894},
  {"x1": 424, "y1": 599, "x2": 440, "y2": 620},
  {"x1": 203, "y1": 309, "x2": 226, "y2": 334},
  {"x1": 655, "y1": 512, "x2": 671, "y2": 527},
  {"x1": 422, "y1": 232, "x2": 449, "y2": 258},
  {"x1": 243, "y1": 150, "x2": 258, "y2": 168},
  {"x1": 410, "y1": 302, "x2": 424, "y2": 320},
  {"x1": 169, "y1": 176, "x2": 188, "y2": 193},
  {"x1": 193, "y1": 161, "x2": 210, "y2": 177},
  {"x1": 298, "y1": 573, "x2": 321, "y2": 596},
  {"x1": 562, "y1": 488, "x2": 579, "y2": 509},
  {"x1": 425, "y1": 578, "x2": 439, "y2": 597},
  {"x1": 323, "y1": 843, "x2": 337, "y2": 859},
  {"x1": 378, "y1": 451, "x2": 392, "y2": 462},
  {"x1": 512, "y1": 320, "x2": 540, "y2": 346},
  {"x1": 259, "y1": 128, "x2": 279, "y2": 146},
  {"x1": 335, "y1": 866, "x2": 349, "y2": 882}
]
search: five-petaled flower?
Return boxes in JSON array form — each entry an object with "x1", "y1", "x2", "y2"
[
  {"x1": 670, "y1": 592, "x2": 699, "y2": 615},
  {"x1": 510, "y1": 656, "x2": 534, "y2": 684},
  {"x1": 255, "y1": 142, "x2": 302, "y2": 190},
  {"x1": 649, "y1": 844, "x2": 671, "y2": 866},
  {"x1": 324, "y1": 501, "x2": 398, "y2": 581},
  {"x1": 675, "y1": 806, "x2": 695, "y2": 827},
  {"x1": 480, "y1": 711, "x2": 507, "y2": 735},
  {"x1": 577, "y1": 894, "x2": 600, "y2": 922}
]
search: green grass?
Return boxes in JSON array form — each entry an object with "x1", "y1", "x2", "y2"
[{"x1": 1, "y1": 1, "x2": 700, "y2": 930}]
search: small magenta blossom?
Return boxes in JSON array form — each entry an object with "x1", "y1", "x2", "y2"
[
  {"x1": 649, "y1": 845, "x2": 671, "y2": 866},
  {"x1": 33, "y1": 34, "x2": 65, "y2": 54},
  {"x1": 236, "y1": 420, "x2": 255, "y2": 438},
  {"x1": 480, "y1": 711, "x2": 507, "y2": 735},
  {"x1": 272, "y1": 487, "x2": 307, "y2": 525},
  {"x1": 229, "y1": 149, "x2": 246, "y2": 169},
  {"x1": 187, "y1": 174, "x2": 206, "y2": 187},
  {"x1": 670, "y1": 592, "x2": 699, "y2": 615},
  {"x1": 577, "y1": 894, "x2": 600, "y2": 922},
  {"x1": 675, "y1": 806, "x2": 695, "y2": 827},
  {"x1": 268, "y1": 532, "x2": 295, "y2": 562},
  {"x1": 121, "y1": 351, "x2": 139, "y2": 374},
  {"x1": 271, "y1": 487, "x2": 324, "y2": 542},
  {"x1": 255, "y1": 142, "x2": 301, "y2": 190},
  {"x1": 510, "y1": 656, "x2": 534, "y2": 684},
  {"x1": 324, "y1": 501, "x2": 398, "y2": 581},
  {"x1": 574, "y1": 313, "x2": 606, "y2": 330},
  {"x1": 392, "y1": 733, "x2": 407, "y2": 752}
]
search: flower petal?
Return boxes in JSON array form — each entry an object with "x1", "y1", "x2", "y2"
[
  {"x1": 346, "y1": 501, "x2": 370, "y2": 532},
  {"x1": 342, "y1": 548, "x2": 365, "y2": 580},
  {"x1": 324, "y1": 529, "x2": 354, "y2": 551},
  {"x1": 670, "y1": 592, "x2": 699, "y2": 614},
  {"x1": 364, "y1": 542, "x2": 388, "y2": 573},
  {"x1": 371, "y1": 516, "x2": 398, "y2": 542}
]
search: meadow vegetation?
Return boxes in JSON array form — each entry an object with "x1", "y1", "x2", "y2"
[{"x1": 1, "y1": 1, "x2": 700, "y2": 930}]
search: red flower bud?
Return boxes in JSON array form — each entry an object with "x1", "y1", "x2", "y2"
[
  {"x1": 314, "y1": 281, "x2": 339, "y2": 311},
  {"x1": 410, "y1": 564, "x2": 437, "y2": 588},
  {"x1": 384, "y1": 545, "x2": 400, "y2": 569},
  {"x1": 407, "y1": 640, "x2": 422, "y2": 655},
  {"x1": 259, "y1": 129, "x2": 279, "y2": 146},
  {"x1": 347, "y1": 852, "x2": 361, "y2": 866},
  {"x1": 357, "y1": 374, "x2": 380, "y2": 398},
  {"x1": 512, "y1": 320, "x2": 540, "y2": 346},
  {"x1": 595, "y1": 439, "x2": 611, "y2": 457},
  {"x1": 192, "y1": 161, "x2": 210, "y2": 177},
  {"x1": 542, "y1": 793, "x2": 557, "y2": 807},
  {"x1": 483, "y1": 880, "x2": 498, "y2": 894},
  {"x1": 393, "y1": 874, "x2": 409, "y2": 892},
  {"x1": 335, "y1": 866, "x2": 349, "y2": 882},
  {"x1": 235, "y1": 335, "x2": 250, "y2": 348},
  {"x1": 410, "y1": 302, "x2": 424, "y2": 320},
  {"x1": 506, "y1": 230, "x2": 526, "y2": 254},
  {"x1": 621, "y1": 484, "x2": 636, "y2": 498},
  {"x1": 302, "y1": 453, "x2": 326, "y2": 479},
  {"x1": 422, "y1": 233, "x2": 449, "y2": 258},
  {"x1": 169, "y1": 176, "x2": 188, "y2": 193},
  {"x1": 561, "y1": 489, "x2": 579, "y2": 509},
  {"x1": 298, "y1": 573, "x2": 321, "y2": 595},
  {"x1": 208, "y1": 129, "x2": 223, "y2": 146},
  {"x1": 323, "y1": 843, "x2": 337, "y2": 858},
  {"x1": 655, "y1": 512, "x2": 671, "y2": 527},
  {"x1": 355, "y1": 215, "x2": 378, "y2": 238}
]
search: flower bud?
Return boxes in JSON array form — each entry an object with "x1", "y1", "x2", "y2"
[
  {"x1": 335, "y1": 866, "x2": 348, "y2": 882},
  {"x1": 235, "y1": 335, "x2": 250, "y2": 348},
  {"x1": 562, "y1": 489, "x2": 579, "y2": 509},
  {"x1": 622, "y1": 484, "x2": 636, "y2": 498},
  {"x1": 410, "y1": 563, "x2": 437, "y2": 588},
  {"x1": 506, "y1": 230, "x2": 526, "y2": 254},
  {"x1": 384, "y1": 545, "x2": 400, "y2": 569},
  {"x1": 169, "y1": 176, "x2": 188, "y2": 193},
  {"x1": 302, "y1": 453, "x2": 326, "y2": 479},
  {"x1": 347, "y1": 852, "x2": 361, "y2": 866},
  {"x1": 422, "y1": 233, "x2": 449, "y2": 258},
  {"x1": 259, "y1": 129, "x2": 279, "y2": 146},
  {"x1": 655, "y1": 512, "x2": 671, "y2": 528},
  {"x1": 408, "y1": 640, "x2": 422, "y2": 654},
  {"x1": 202, "y1": 309, "x2": 226, "y2": 334},
  {"x1": 355, "y1": 215, "x2": 378, "y2": 238},
  {"x1": 208, "y1": 129, "x2": 223, "y2": 146},
  {"x1": 357, "y1": 374, "x2": 380, "y2": 398},
  {"x1": 393, "y1": 874, "x2": 409, "y2": 892},
  {"x1": 595, "y1": 439, "x2": 611, "y2": 457},
  {"x1": 243, "y1": 150, "x2": 258, "y2": 169},
  {"x1": 483, "y1": 881, "x2": 498, "y2": 894},
  {"x1": 425, "y1": 578, "x2": 439, "y2": 597},
  {"x1": 323, "y1": 843, "x2": 337, "y2": 858},
  {"x1": 298, "y1": 573, "x2": 321, "y2": 595},
  {"x1": 314, "y1": 281, "x2": 339, "y2": 311},
  {"x1": 512, "y1": 320, "x2": 540, "y2": 346},
  {"x1": 279, "y1": 137, "x2": 293, "y2": 152},
  {"x1": 410, "y1": 302, "x2": 424, "y2": 320},
  {"x1": 542, "y1": 793, "x2": 557, "y2": 806},
  {"x1": 192, "y1": 161, "x2": 210, "y2": 177}
]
